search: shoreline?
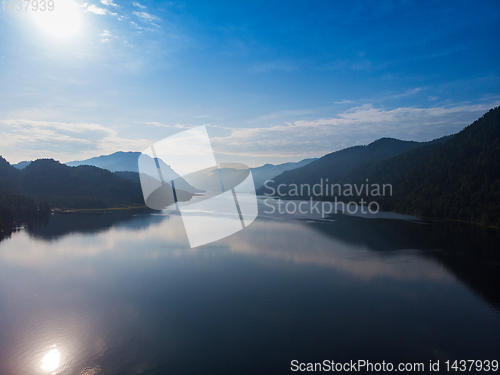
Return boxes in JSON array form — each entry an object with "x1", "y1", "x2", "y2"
[
  {"x1": 258, "y1": 195, "x2": 500, "y2": 230},
  {"x1": 52, "y1": 205, "x2": 153, "y2": 214}
]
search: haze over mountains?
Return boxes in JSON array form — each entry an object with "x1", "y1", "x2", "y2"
[
  {"x1": 251, "y1": 158, "x2": 316, "y2": 188},
  {"x1": 0, "y1": 157, "x2": 194, "y2": 231},
  {"x1": 2, "y1": 107, "x2": 499, "y2": 228},
  {"x1": 1, "y1": 158, "x2": 192, "y2": 208},
  {"x1": 66, "y1": 151, "x2": 201, "y2": 194},
  {"x1": 259, "y1": 107, "x2": 500, "y2": 226},
  {"x1": 65, "y1": 152, "x2": 316, "y2": 190},
  {"x1": 257, "y1": 136, "x2": 451, "y2": 192}
]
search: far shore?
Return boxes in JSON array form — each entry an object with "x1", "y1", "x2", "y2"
[{"x1": 52, "y1": 205, "x2": 153, "y2": 214}]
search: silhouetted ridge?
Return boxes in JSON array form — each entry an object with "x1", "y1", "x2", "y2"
[
  {"x1": 349, "y1": 107, "x2": 500, "y2": 226},
  {"x1": 257, "y1": 136, "x2": 450, "y2": 193},
  {"x1": 0, "y1": 158, "x2": 194, "y2": 230},
  {"x1": 258, "y1": 107, "x2": 499, "y2": 226}
]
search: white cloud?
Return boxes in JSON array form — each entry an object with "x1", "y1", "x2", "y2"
[
  {"x1": 133, "y1": 11, "x2": 159, "y2": 21},
  {"x1": 130, "y1": 21, "x2": 142, "y2": 29},
  {"x1": 390, "y1": 87, "x2": 424, "y2": 99},
  {"x1": 0, "y1": 119, "x2": 150, "y2": 163},
  {"x1": 2, "y1": 103, "x2": 497, "y2": 164},
  {"x1": 101, "y1": 0, "x2": 118, "y2": 6},
  {"x1": 209, "y1": 102, "x2": 500, "y2": 158},
  {"x1": 99, "y1": 30, "x2": 112, "y2": 42},
  {"x1": 133, "y1": 2, "x2": 146, "y2": 8},
  {"x1": 85, "y1": 4, "x2": 107, "y2": 14},
  {"x1": 137, "y1": 122, "x2": 193, "y2": 129},
  {"x1": 258, "y1": 110, "x2": 314, "y2": 121}
]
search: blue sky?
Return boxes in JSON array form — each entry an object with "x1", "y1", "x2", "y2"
[{"x1": 0, "y1": 0, "x2": 499, "y2": 166}]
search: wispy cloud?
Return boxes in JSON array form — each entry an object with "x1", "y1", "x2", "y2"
[
  {"x1": 138, "y1": 121, "x2": 192, "y2": 129},
  {"x1": 0, "y1": 119, "x2": 150, "y2": 163},
  {"x1": 133, "y1": 11, "x2": 160, "y2": 21},
  {"x1": 100, "y1": 0, "x2": 118, "y2": 6},
  {"x1": 390, "y1": 87, "x2": 424, "y2": 99},
  {"x1": 136, "y1": 122, "x2": 231, "y2": 131},
  {"x1": 130, "y1": 21, "x2": 142, "y2": 29},
  {"x1": 85, "y1": 3, "x2": 120, "y2": 16},
  {"x1": 85, "y1": 4, "x2": 107, "y2": 15},
  {"x1": 258, "y1": 109, "x2": 314, "y2": 121},
  {"x1": 210, "y1": 102, "x2": 500, "y2": 157},
  {"x1": 99, "y1": 30, "x2": 112, "y2": 43},
  {"x1": 133, "y1": 2, "x2": 146, "y2": 9}
]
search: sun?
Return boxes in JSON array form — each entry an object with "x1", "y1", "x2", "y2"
[{"x1": 32, "y1": 0, "x2": 82, "y2": 38}]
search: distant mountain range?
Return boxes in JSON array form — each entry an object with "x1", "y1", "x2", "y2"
[
  {"x1": 3, "y1": 157, "x2": 193, "y2": 207},
  {"x1": 257, "y1": 136, "x2": 451, "y2": 193},
  {"x1": 251, "y1": 158, "x2": 316, "y2": 188},
  {"x1": 4, "y1": 107, "x2": 499, "y2": 227},
  {"x1": 12, "y1": 160, "x2": 31, "y2": 170},
  {"x1": 348, "y1": 107, "x2": 500, "y2": 226},
  {"x1": 259, "y1": 107, "x2": 500, "y2": 226},
  {"x1": 66, "y1": 151, "x2": 202, "y2": 194},
  {"x1": 0, "y1": 157, "x2": 194, "y2": 229},
  {"x1": 63, "y1": 152, "x2": 316, "y2": 191},
  {"x1": 63, "y1": 152, "x2": 314, "y2": 191}
]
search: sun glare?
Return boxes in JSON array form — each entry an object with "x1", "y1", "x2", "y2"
[
  {"x1": 41, "y1": 347, "x2": 61, "y2": 372},
  {"x1": 32, "y1": 0, "x2": 82, "y2": 38}
]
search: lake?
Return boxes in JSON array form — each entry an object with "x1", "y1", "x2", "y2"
[{"x1": 0, "y1": 198, "x2": 499, "y2": 374}]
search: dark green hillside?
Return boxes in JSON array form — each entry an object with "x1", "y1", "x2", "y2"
[
  {"x1": 20, "y1": 159, "x2": 144, "y2": 208},
  {"x1": 347, "y1": 107, "x2": 500, "y2": 226},
  {"x1": 0, "y1": 156, "x2": 21, "y2": 192},
  {"x1": 0, "y1": 158, "x2": 51, "y2": 231},
  {"x1": 257, "y1": 107, "x2": 499, "y2": 226},
  {"x1": 114, "y1": 171, "x2": 141, "y2": 183},
  {"x1": 256, "y1": 136, "x2": 450, "y2": 194},
  {"x1": 0, "y1": 158, "x2": 194, "y2": 230}
]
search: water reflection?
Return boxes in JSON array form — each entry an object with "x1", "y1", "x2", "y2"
[
  {"x1": 0, "y1": 202, "x2": 498, "y2": 374},
  {"x1": 27, "y1": 208, "x2": 163, "y2": 242},
  {"x1": 41, "y1": 346, "x2": 60, "y2": 372}
]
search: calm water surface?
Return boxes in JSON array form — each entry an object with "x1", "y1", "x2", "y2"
[{"x1": 0, "y1": 199, "x2": 499, "y2": 374}]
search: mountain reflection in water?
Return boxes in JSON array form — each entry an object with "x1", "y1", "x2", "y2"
[{"x1": 0, "y1": 202, "x2": 498, "y2": 374}]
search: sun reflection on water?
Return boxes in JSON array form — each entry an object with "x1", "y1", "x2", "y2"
[{"x1": 41, "y1": 346, "x2": 61, "y2": 373}]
